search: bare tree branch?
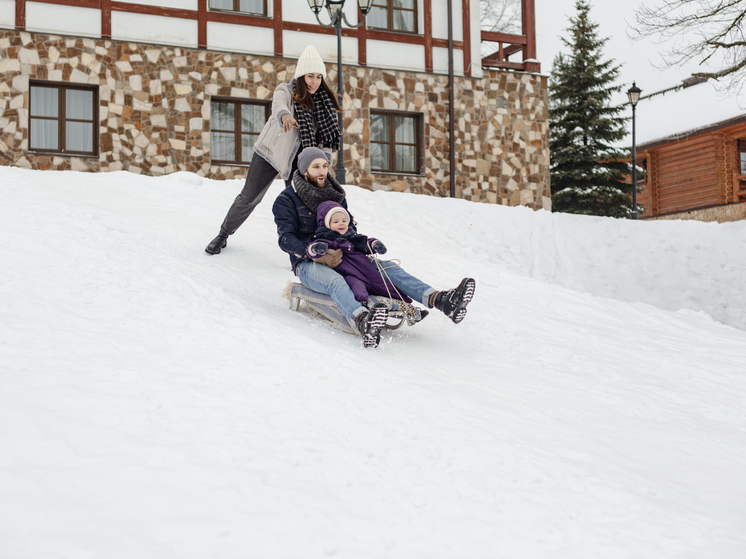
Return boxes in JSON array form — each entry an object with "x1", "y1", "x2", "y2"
[
  {"x1": 480, "y1": 0, "x2": 521, "y2": 33},
  {"x1": 629, "y1": 0, "x2": 746, "y2": 95},
  {"x1": 693, "y1": 53, "x2": 746, "y2": 79},
  {"x1": 706, "y1": 40, "x2": 746, "y2": 48}
]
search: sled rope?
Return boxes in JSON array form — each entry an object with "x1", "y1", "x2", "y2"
[
  {"x1": 367, "y1": 247, "x2": 423, "y2": 326},
  {"x1": 367, "y1": 239, "x2": 407, "y2": 305}
]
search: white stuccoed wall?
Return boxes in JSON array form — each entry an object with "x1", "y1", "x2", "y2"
[
  {"x1": 25, "y1": 3, "x2": 102, "y2": 38},
  {"x1": 6, "y1": 0, "x2": 482, "y2": 77},
  {"x1": 116, "y1": 0, "x2": 199, "y2": 9},
  {"x1": 112, "y1": 11, "x2": 199, "y2": 48},
  {"x1": 0, "y1": 0, "x2": 15, "y2": 28}
]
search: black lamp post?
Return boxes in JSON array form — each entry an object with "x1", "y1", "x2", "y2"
[
  {"x1": 306, "y1": 0, "x2": 373, "y2": 184},
  {"x1": 627, "y1": 82, "x2": 642, "y2": 219}
]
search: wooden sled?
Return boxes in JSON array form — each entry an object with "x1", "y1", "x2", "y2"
[{"x1": 282, "y1": 281, "x2": 425, "y2": 334}]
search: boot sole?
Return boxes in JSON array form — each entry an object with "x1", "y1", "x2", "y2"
[
  {"x1": 362, "y1": 304, "x2": 388, "y2": 348},
  {"x1": 205, "y1": 240, "x2": 227, "y2": 255},
  {"x1": 451, "y1": 278, "x2": 476, "y2": 324}
]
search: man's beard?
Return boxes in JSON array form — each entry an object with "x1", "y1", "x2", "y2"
[{"x1": 306, "y1": 173, "x2": 327, "y2": 188}]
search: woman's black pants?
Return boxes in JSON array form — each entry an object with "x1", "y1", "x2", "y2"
[{"x1": 220, "y1": 151, "x2": 297, "y2": 235}]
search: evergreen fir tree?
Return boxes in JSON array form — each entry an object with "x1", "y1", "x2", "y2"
[{"x1": 549, "y1": 0, "x2": 633, "y2": 218}]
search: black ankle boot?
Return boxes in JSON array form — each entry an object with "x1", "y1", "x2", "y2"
[
  {"x1": 355, "y1": 303, "x2": 388, "y2": 348},
  {"x1": 432, "y1": 278, "x2": 476, "y2": 324},
  {"x1": 205, "y1": 230, "x2": 228, "y2": 255}
]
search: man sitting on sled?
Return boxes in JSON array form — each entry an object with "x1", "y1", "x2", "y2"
[{"x1": 272, "y1": 146, "x2": 476, "y2": 348}]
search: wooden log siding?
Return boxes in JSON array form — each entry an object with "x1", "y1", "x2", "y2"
[
  {"x1": 636, "y1": 116, "x2": 746, "y2": 217},
  {"x1": 735, "y1": 139, "x2": 746, "y2": 202},
  {"x1": 720, "y1": 135, "x2": 735, "y2": 205},
  {"x1": 653, "y1": 136, "x2": 720, "y2": 214},
  {"x1": 649, "y1": 151, "x2": 660, "y2": 215},
  {"x1": 636, "y1": 155, "x2": 653, "y2": 215}
]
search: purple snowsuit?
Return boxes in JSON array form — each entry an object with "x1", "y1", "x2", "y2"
[{"x1": 309, "y1": 201, "x2": 412, "y2": 304}]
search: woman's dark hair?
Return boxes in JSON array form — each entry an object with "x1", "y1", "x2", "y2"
[{"x1": 293, "y1": 76, "x2": 342, "y2": 112}]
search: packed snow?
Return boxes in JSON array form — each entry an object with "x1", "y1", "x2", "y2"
[{"x1": 2, "y1": 166, "x2": 745, "y2": 558}]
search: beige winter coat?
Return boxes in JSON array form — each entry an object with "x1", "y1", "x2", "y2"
[{"x1": 254, "y1": 79, "x2": 333, "y2": 181}]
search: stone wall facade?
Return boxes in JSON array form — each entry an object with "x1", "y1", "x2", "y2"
[
  {"x1": 0, "y1": 29, "x2": 550, "y2": 210},
  {"x1": 643, "y1": 202, "x2": 746, "y2": 223}
]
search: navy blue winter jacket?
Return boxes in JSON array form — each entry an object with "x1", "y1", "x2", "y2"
[{"x1": 272, "y1": 181, "x2": 352, "y2": 273}]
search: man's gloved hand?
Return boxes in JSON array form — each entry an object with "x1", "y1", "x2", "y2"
[
  {"x1": 371, "y1": 240, "x2": 387, "y2": 255},
  {"x1": 314, "y1": 248, "x2": 343, "y2": 268},
  {"x1": 307, "y1": 241, "x2": 329, "y2": 258}
]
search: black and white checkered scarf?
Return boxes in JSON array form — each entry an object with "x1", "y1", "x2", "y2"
[{"x1": 293, "y1": 84, "x2": 341, "y2": 151}]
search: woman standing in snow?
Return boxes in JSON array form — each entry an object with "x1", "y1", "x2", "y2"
[{"x1": 205, "y1": 45, "x2": 342, "y2": 255}]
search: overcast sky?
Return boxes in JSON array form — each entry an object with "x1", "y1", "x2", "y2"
[{"x1": 532, "y1": 0, "x2": 745, "y2": 144}]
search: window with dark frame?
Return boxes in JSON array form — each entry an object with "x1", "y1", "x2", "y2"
[
  {"x1": 367, "y1": 0, "x2": 417, "y2": 33},
  {"x1": 369, "y1": 110, "x2": 422, "y2": 174},
  {"x1": 738, "y1": 139, "x2": 746, "y2": 175},
  {"x1": 209, "y1": 0, "x2": 267, "y2": 16},
  {"x1": 210, "y1": 98, "x2": 271, "y2": 165},
  {"x1": 29, "y1": 81, "x2": 98, "y2": 156}
]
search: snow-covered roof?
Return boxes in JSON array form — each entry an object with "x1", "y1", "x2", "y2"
[
  {"x1": 637, "y1": 112, "x2": 746, "y2": 151},
  {"x1": 634, "y1": 81, "x2": 746, "y2": 146}
]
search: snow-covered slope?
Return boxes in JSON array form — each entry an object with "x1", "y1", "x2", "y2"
[{"x1": 2, "y1": 167, "x2": 745, "y2": 558}]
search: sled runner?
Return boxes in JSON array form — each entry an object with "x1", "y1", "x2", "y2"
[{"x1": 282, "y1": 282, "x2": 425, "y2": 334}]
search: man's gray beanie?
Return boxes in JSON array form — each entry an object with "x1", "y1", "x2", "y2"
[{"x1": 298, "y1": 147, "x2": 331, "y2": 175}]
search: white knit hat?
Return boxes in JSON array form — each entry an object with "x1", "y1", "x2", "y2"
[
  {"x1": 324, "y1": 206, "x2": 350, "y2": 229},
  {"x1": 294, "y1": 45, "x2": 327, "y2": 79}
]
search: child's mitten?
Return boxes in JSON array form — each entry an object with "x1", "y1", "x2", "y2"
[
  {"x1": 371, "y1": 240, "x2": 387, "y2": 255},
  {"x1": 307, "y1": 241, "x2": 330, "y2": 258}
]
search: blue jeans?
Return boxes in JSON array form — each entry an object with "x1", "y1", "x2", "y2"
[
  {"x1": 376, "y1": 260, "x2": 435, "y2": 306},
  {"x1": 296, "y1": 260, "x2": 435, "y2": 323}
]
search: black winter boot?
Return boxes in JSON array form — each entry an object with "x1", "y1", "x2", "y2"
[
  {"x1": 355, "y1": 303, "x2": 388, "y2": 348},
  {"x1": 205, "y1": 230, "x2": 229, "y2": 255},
  {"x1": 432, "y1": 278, "x2": 476, "y2": 324}
]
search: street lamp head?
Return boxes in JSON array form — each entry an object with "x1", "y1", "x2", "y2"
[
  {"x1": 357, "y1": 0, "x2": 374, "y2": 15},
  {"x1": 326, "y1": 0, "x2": 345, "y2": 20},
  {"x1": 306, "y1": 0, "x2": 325, "y2": 14},
  {"x1": 627, "y1": 82, "x2": 642, "y2": 107}
]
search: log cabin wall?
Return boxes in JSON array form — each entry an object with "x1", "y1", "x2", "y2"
[
  {"x1": 654, "y1": 135, "x2": 719, "y2": 214},
  {"x1": 637, "y1": 118, "x2": 746, "y2": 223}
]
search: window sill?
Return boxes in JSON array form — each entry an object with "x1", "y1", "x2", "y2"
[
  {"x1": 367, "y1": 27, "x2": 420, "y2": 37},
  {"x1": 372, "y1": 170, "x2": 424, "y2": 177},
  {"x1": 211, "y1": 161, "x2": 252, "y2": 167},
  {"x1": 28, "y1": 151, "x2": 99, "y2": 159},
  {"x1": 209, "y1": 9, "x2": 269, "y2": 18}
]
